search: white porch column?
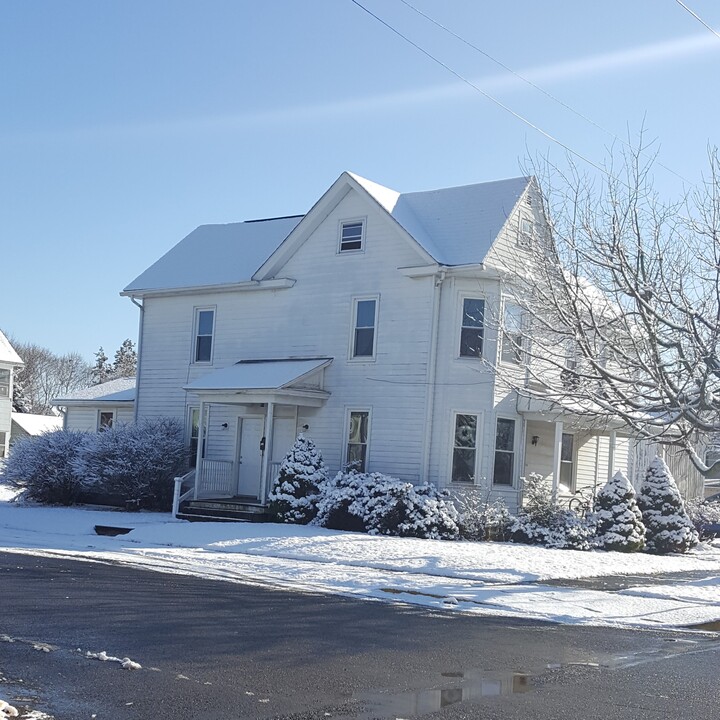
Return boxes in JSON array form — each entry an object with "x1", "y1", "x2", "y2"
[
  {"x1": 608, "y1": 429, "x2": 617, "y2": 483},
  {"x1": 259, "y1": 401, "x2": 275, "y2": 502},
  {"x1": 552, "y1": 420, "x2": 563, "y2": 503},
  {"x1": 193, "y1": 399, "x2": 206, "y2": 500}
]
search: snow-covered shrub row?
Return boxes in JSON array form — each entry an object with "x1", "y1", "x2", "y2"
[
  {"x1": 685, "y1": 496, "x2": 720, "y2": 537},
  {"x1": 1, "y1": 419, "x2": 187, "y2": 510},
  {"x1": 313, "y1": 470, "x2": 460, "y2": 540},
  {"x1": 1, "y1": 429, "x2": 86, "y2": 505},
  {"x1": 450, "y1": 487, "x2": 512, "y2": 541},
  {"x1": 267, "y1": 434, "x2": 326, "y2": 524}
]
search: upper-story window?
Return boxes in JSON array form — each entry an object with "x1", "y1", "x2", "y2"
[
  {"x1": 351, "y1": 297, "x2": 378, "y2": 359},
  {"x1": 0, "y1": 368, "x2": 9, "y2": 397},
  {"x1": 459, "y1": 298, "x2": 485, "y2": 358},
  {"x1": 501, "y1": 303, "x2": 524, "y2": 364},
  {"x1": 193, "y1": 308, "x2": 215, "y2": 363},
  {"x1": 339, "y1": 220, "x2": 365, "y2": 253},
  {"x1": 518, "y1": 217, "x2": 534, "y2": 246}
]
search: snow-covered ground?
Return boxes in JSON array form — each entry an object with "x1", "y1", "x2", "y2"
[{"x1": 1, "y1": 484, "x2": 719, "y2": 630}]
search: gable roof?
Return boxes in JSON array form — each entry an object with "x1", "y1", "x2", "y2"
[
  {"x1": 52, "y1": 377, "x2": 136, "y2": 406},
  {"x1": 123, "y1": 173, "x2": 531, "y2": 295},
  {"x1": 11, "y1": 412, "x2": 62, "y2": 436},
  {"x1": 0, "y1": 330, "x2": 23, "y2": 366}
]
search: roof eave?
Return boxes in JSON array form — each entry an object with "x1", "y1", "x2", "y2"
[{"x1": 121, "y1": 277, "x2": 296, "y2": 298}]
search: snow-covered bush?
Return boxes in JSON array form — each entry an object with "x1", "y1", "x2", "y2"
[
  {"x1": 451, "y1": 487, "x2": 512, "y2": 541},
  {"x1": 593, "y1": 471, "x2": 646, "y2": 552},
  {"x1": 267, "y1": 434, "x2": 327, "y2": 524},
  {"x1": 509, "y1": 474, "x2": 595, "y2": 550},
  {"x1": 73, "y1": 418, "x2": 186, "y2": 511},
  {"x1": 1, "y1": 430, "x2": 86, "y2": 505},
  {"x1": 315, "y1": 471, "x2": 460, "y2": 540},
  {"x1": 685, "y1": 497, "x2": 720, "y2": 537},
  {"x1": 637, "y1": 456, "x2": 699, "y2": 554}
]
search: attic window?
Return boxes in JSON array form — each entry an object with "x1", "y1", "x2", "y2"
[
  {"x1": 519, "y1": 218, "x2": 534, "y2": 246},
  {"x1": 339, "y1": 220, "x2": 364, "y2": 252}
]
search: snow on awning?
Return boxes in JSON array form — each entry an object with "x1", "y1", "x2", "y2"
[{"x1": 184, "y1": 358, "x2": 332, "y2": 393}]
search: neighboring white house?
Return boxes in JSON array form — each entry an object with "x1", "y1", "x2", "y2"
[
  {"x1": 10, "y1": 412, "x2": 62, "y2": 443},
  {"x1": 0, "y1": 331, "x2": 23, "y2": 459},
  {"x1": 121, "y1": 171, "x2": 702, "y2": 516},
  {"x1": 52, "y1": 377, "x2": 136, "y2": 431}
]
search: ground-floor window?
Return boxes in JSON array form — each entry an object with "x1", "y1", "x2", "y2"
[
  {"x1": 346, "y1": 410, "x2": 370, "y2": 472},
  {"x1": 560, "y1": 433, "x2": 575, "y2": 490},
  {"x1": 451, "y1": 413, "x2": 478, "y2": 483},
  {"x1": 98, "y1": 411, "x2": 114, "y2": 430},
  {"x1": 188, "y1": 406, "x2": 207, "y2": 467},
  {"x1": 493, "y1": 417, "x2": 515, "y2": 486},
  {"x1": 0, "y1": 431, "x2": 5, "y2": 458}
]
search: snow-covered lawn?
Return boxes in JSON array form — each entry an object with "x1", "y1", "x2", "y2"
[{"x1": 1, "y1": 485, "x2": 719, "y2": 630}]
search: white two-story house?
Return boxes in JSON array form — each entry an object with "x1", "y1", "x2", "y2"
[
  {"x1": 122, "y1": 172, "x2": 701, "y2": 518},
  {"x1": 0, "y1": 331, "x2": 23, "y2": 459}
]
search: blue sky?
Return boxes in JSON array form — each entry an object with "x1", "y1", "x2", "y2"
[{"x1": 3, "y1": 0, "x2": 720, "y2": 360}]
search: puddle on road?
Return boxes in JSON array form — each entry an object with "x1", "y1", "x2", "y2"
[
  {"x1": 344, "y1": 670, "x2": 530, "y2": 719},
  {"x1": 685, "y1": 620, "x2": 720, "y2": 632}
]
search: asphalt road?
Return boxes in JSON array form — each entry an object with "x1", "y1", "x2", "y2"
[{"x1": 0, "y1": 551, "x2": 718, "y2": 719}]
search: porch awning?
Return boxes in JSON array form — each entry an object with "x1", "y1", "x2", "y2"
[{"x1": 183, "y1": 357, "x2": 332, "y2": 406}]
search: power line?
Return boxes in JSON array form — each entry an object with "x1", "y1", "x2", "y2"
[
  {"x1": 397, "y1": 0, "x2": 691, "y2": 185},
  {"x1": 347, "y1": 0, "x2": 610, "y2": 179},
  {"x1": 675, "y1": 0, "x2": 720, "y2": 41}
]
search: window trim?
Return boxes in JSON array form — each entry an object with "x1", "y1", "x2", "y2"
[
  {"x1": 97, "y1": 410, "x2": 115, "y2": 431},
  {"x1": 560, "y1": 432, "x2": 576, "y2": 492},
  {"x1": 449, "y1": 411, "x2": 482, "y2": 485},
  {"x1": 348, "y1": 295, "x2": 379, "y2": 362},
  {"x1": 338, "y1": 218, "x2": 366, "y2": 254},
  {"x1": 492, "y1": 416, "x2": 517, "y2": 487},
  {"x1": 344, "y1": 407, "x2": 371, "y2": 472},
  {"x1": 457, "y1": 294, "x2": 486, "y2": 360},
  {"x1": 192, "y1": 306, "x2": 216, "y2": 365},
  {"x1": 0, "y1": 368, "x2": 10, "y2": 397}
]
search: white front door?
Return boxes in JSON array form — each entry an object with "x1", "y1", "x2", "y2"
[{"x1": 237, "y1": 417, "x2": 264, "y2": 498}]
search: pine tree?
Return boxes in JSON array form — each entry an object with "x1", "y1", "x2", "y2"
[
  {"x1": 11, "y1": 373, "x2": 30, "y2": 413},
  {"x1": 91, "y1": 347, "x2": 113, "y2": 385},
  {"x1": 638, "y1": 456, "x2": 699, "y2": 554},
  {"x1": 593, "y1": 471, "x2": 646, "y2": 552},
  {"x1": 113, "y1": 339, "x2": 137, "y2": 378},
  {"x1": 267, "y1": 434, "x2": 327, "y2": 524}
]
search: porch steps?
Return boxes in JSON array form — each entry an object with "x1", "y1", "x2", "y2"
[{"x1": 177, "y1": 498, "x2": 271, "y2": 523}]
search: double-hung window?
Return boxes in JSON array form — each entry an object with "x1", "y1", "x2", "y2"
[
  {"x1": 194, "y1": 308, "x2": 215, "y2": 363},
  {"x1": 460, "y1": 298, "x2": 485, "y2": 358},
  {"x1": 351, "y1": 297, "x2": 378, "y2": 359},
  {"x1": 340, "y1": 220, "x2": 364, "y2": 252},
  {"x1": 493, "y1": 418, "x2": 516, "y2": 486},
  {"x1": 451, "y1": 413, "x2": 478, "y2": 483},
  {"x1": 0, "y1": 369, "x2": 9, "y2": 397},
  {"x1": 346, "y1": 410, "x2": 370, "y2": 472},
  {"x1": 560, "y1": 433, "x2": 575, "y2": 491},
  {"x1": 501, "y1": 303, "x2": 524, "y2": 364},
  {"x1": 519, "y1": 217, "x2": 534, "y2": 246}
]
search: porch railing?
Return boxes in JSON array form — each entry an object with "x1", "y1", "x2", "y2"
[
  {"x1": 198, "y1": 459, "x2": 235, "y2": 497},
  {"x1": 172, "y1": 468, "x2": 196, "y2": 517}
]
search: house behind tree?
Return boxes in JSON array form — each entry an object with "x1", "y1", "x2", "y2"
[{"x1": 0, "y1": 331, "x2": 23, "y2": 458}]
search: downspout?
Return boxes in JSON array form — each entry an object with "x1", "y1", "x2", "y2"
[
  {"x1": 130, "y1": 296, "x2": 144, "y2": 423},
  {"x1": 421, "y1": 268, "x2": 446, "y2": 484}
]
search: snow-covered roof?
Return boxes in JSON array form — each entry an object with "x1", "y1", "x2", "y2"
[
  {"x1": 124, "y1": 216, "x2": 303, "y2": 294},
  {"x1": 11, "y1": 412, "x2": 62, "y2": 435},
  {"x1": 123, "y1": 173, "x2": 531, "y2": 294},
  {"x1": 0, "y1": 330, "x2": 23, "y2": 366},
  {"x1": 184, "y1": 358, "x2": 332, "y2": 392},
  {"x1": 52, "y1": 377, "x2": 136, "y2": 405}
]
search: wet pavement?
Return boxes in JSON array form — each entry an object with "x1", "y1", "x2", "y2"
[{"x1": 542, "y1": 567, "x2": 719, "y2": 591}]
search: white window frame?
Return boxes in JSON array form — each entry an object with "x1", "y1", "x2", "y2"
[
  {"x1": 192, "y1": 306, "x2": 216, "y2": 364},
  {"x1": 97, "y1": 410, "x2": 115, "y2": 431},
  {"x1": 338, "y1": 218, "x2": 366, "y2": 254},
  {"x1": 500, "y1": 301, "x2": 525, "y2": 365},
  {"x1": 492, "y1": 416, "x2": 517, "y2": 487},
  {"x1": 187, "y1": 406, "x2": 207, "y2": 467},
  {"x1": 0, "y1": 368, "x2": 10, "y2": 397},
  {"x1": 449, "y1": 411, "x2": 482, "y2": 484},
  {"x1": 344, "y1": 407, "x2": 371, "y2": 472},
  {"x1": 518, "y1": 217, "x2": 534, "y2": 246},
  {"x1": 349, "y1": 295, "x2": 379, "y2": 361},
  {"x1": 458, "y1": 294, "x2": 486, "y2": 360},
  {"x1": 560, "y1": 432, "x2": 576, "y2": 492}
]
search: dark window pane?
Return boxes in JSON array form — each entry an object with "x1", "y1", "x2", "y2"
[
  {"x1": 452, "y1": 448, "x2": 476, "y2": 482},
  {"x1": 495, "y1": 418, "x2": 515, "y2": 450},
  {"x1": 493, "y1": 451, "x2": 513, "y2": 485},
  {"x1": 460, "y1": 328, "x2": 483, "y2": 357},
  {"x1": 454, "y1": 415, "x2": 477, "y2": 448},
  {"x1": 463, "y1": 298, "x2": 484, "y2": 328},
  {"x1": 561, "y1": 433, "x2": 574, "y2": 462},
  {"x1": 560, "y1": 462, "x2": 574, "y2": 489},
  {"x1": 341, "y1": 222, "x2": 364, "y2": 251},
  {"x1": 196, "y1": 335, "x2": 212, "y2": 362},
  {"x1": 347, "y1": 443, "x2": 367, "y2": 472},
  {"x1": 197, "y1": 310, "x2": 214, "y2": 335},
  {"x1": 354, "y1": 328, "x2": 374, "y2": 357},
  {"x1": 99, "y1": 412, "x2": 114, "y2": 430},
  {"x1": 356, "y1": 299, "x2": 376, "y2": 328}
]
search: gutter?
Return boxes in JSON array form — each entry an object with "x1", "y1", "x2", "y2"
[
  {"x1": 421, "y1": 267, "x2": 447, "y2": 484},
  {"x1": 130, "y1": 296, "x2": 144, "y2": 422},
  {"x1": 120, "y1": 277, "x2": 295, "y2": 299}
]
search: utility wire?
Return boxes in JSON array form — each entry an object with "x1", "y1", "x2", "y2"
[
  {"x1": 348, "y1": 0, "x2": 611, "y2": 180},
  {"x1": 675, "y1": 0, "x2": 720, "y2": 41},
  {"x1": 398, "y1": 0, "x2": 691, "y2": 185}
]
